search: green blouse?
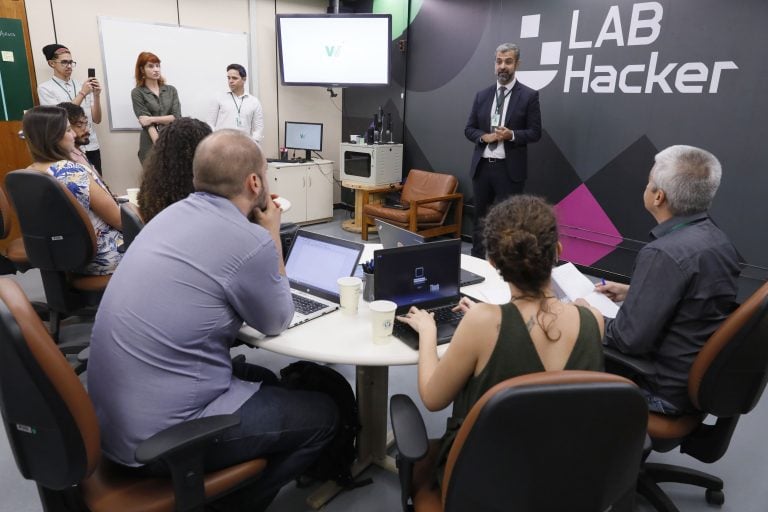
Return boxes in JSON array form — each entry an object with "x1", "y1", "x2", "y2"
[
  {"x1": 130, "y1": 84, "x2": 181, "y2": 163},
  {"x1": 434, "y1": 303, "x2": 605, "y2": 487}
]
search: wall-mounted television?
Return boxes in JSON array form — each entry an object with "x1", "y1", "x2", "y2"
[{"x1": 276, "y1": 14, "x2": 391, "y2": 87}]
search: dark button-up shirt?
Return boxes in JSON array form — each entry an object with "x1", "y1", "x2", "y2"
[{"x1": 604, "y1": 212, "x2": 740, "y2": 412}]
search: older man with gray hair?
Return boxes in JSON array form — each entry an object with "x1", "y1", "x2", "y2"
[{"x1": 595, "y1": 145, "x2": 740, "y2": 415}]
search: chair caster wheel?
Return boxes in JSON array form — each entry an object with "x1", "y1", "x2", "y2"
[{"x1": 705, "y1": 488, "x2": 724, "y2": 506}]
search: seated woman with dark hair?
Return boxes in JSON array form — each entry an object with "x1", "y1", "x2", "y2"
[
  {"x1": 22, "y1": 105, "x2": 122, "y2": 275},
  {"x1": 396, "y1": 195, "x2": 605, "y2": 486},
  {"x1": 137, "y1": 117, "x2": 212, "y2": 223}
]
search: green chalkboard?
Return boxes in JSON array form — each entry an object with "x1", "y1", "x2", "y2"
[{"x1": 0, "y1": 18, "x2": 34, "y2": 121}]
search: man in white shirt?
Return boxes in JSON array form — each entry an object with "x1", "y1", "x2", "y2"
[
  {"x1": 207, "y1": 64, "x2": 264, "y2": 143},
  {"x1": 38, "y1": 44, "x2": 103, "y2": 174}
]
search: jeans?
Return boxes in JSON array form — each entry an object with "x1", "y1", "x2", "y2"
[
  {"x1": 638, "y1": 387, "x2": 683, "y2": 415},
  {"x1": 146, "y1": 363, "x2": 338, "y2": 511}
]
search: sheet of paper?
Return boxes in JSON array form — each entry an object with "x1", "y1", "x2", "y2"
[{"x1": 551, "y1": 262, "x2": 619, "y2": 318}]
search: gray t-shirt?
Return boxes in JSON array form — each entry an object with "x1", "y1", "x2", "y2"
[{"x1": 87, "y1": 192, "x2": 294, "y2": 466}]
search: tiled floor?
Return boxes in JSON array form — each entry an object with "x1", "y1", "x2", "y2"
[{"x1": 2, "y1": 209, "x2": 767, "y2": 511}]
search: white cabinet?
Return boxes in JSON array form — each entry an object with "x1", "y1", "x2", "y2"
[{"x1": 266, "y1": 160, "x2": 334, "y2": 224}]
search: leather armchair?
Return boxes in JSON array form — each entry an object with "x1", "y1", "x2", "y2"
[
  {"x1": 0, "y1": 277, "x2": 267, "y2": 512},
  {"x1": 605, "y1": 280, "x2": 768, "y2": 511},
  {"x1": 390, "y1": 371, "x2": 648, "y2": 512},
  {"x1": 361, "y1": 169, "x2": 463, "y2": 242}
]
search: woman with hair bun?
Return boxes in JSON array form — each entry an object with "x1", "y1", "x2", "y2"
[{"x1": 396, "y1": 194, "x2": 605, "y2": 486}]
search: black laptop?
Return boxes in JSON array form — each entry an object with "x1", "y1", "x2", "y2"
[
  {"x1": 374, "y1": 219, "x2": 485, "y2": 287},
  {"x1": 373, "y1": 239, "x2": 465, "y2": 348}
]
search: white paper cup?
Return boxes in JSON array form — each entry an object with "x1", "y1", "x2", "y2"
[
  {"x1": 126, "y1": 187, "x2": 139, "y2": 205},
  {"x1": 337, "y1": 276, "x2": 362, "y2": 315},
  {"x1": 369, "y1": 300, "x2": 397, "y2": 344}
]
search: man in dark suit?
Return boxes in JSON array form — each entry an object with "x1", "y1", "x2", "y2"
[{"x1": 465, "y1": 43, "x2": 542, "y2": 257}]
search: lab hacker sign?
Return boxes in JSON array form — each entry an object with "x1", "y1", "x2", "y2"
[{"x1": 515, "y1": 2, "x2": 738, "y2": 94}]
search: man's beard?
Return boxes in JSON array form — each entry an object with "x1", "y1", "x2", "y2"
[{"x1": 75, "y1": 136, "x2": 90, "y2": 146}]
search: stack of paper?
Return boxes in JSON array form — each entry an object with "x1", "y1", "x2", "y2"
[{"x1": 551, "y1": 262, "x2": 620, "y2": 319}]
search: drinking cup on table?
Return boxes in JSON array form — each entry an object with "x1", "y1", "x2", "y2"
[
  {"x1": 337, "y1": 276, "x2": 362, "y2": 315},
  {"x1": 369, "y1": 300, "x2": 397, "y2": 344},
  {"x1": 126, "y1": 188, "x2": 139, "y2": 205}
]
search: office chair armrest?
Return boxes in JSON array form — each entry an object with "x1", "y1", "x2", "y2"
[
  {"x1": 604, "y1": 346, "x2": 655, "y2": 377},
  {"x1": 390, "y1": 394, "x2": 429, "y2": 512},
  {"x1": 135, "y1": 414, "x2": 241, "y2": 511},
  {"x1": 135, "y1": 414, "x2": 240, "y2": 464},
  {"x1": 390, "y1": 394, "x2": 429, "y2": 461}
]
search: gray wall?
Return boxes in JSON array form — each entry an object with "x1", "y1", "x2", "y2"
[{"x1": 391, "y1": 0, "x2": 767, "y2": 279}]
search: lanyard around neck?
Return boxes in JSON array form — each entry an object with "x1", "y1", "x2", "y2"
[
  {"x1": 495, "y1": 87, "x2": 512, "y2": 115},
  {"x1": 52, "y1": 77, "x2": 76, "y2": 101},
  {"x1": 230, "y1": 92, "x2": 245, "y2": 115}
]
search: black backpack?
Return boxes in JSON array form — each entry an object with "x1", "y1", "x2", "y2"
[{"x1": 280, "y1": 361, "x2": 372, "y2": 488}]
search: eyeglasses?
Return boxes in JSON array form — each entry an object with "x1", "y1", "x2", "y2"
[
  {"x1": 56, "y1": 60, "x2": 77, "y2": 67},
  {"x1": 72, "y1": 120, "x2": 88, "y2": 129}
]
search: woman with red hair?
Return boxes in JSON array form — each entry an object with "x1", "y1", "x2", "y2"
[{"x1": 130, "y1": 52, "x2": 181, "y2": 163}]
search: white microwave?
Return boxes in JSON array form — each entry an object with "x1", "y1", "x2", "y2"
[{"x1": 340, "y1": 143, "x2": 403, "y2": 186}]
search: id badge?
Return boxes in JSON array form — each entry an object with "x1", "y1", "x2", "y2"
[
  {"x1": 490, "y1": 113, "x2": 501, "y2": 129},
  {"x1": 236, "y1": 116, "x2": 243, "y2": 128}
]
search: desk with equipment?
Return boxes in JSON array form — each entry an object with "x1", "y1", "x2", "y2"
[{"x1": 237, "y1": 246, "x2": 503, "y2": 508}]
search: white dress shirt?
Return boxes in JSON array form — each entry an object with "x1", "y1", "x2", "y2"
[
  {"x1": 207, "y1": 91, "x2": 264, "y2": 143},
  {"x1": 482, "y1": 78, "x2": 517, "y2": 159},
  {"x1": 38, "y1": 77, "x2": 100, "y2": 152}
]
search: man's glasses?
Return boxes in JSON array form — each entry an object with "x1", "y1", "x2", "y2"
[
  {"x1": 72, "y1": 119, "x2": 88, "y2": 129},
  {"x1": 56, "y1": 60, "x2": 77, "y2": 67}
]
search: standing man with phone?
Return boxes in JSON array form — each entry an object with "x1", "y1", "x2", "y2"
[
  {"x1": 465, "y1": 42, "x2": 542, "y2": 258},
  {"x1": 207, "y1": 64, "x2": 264, "y2": 143},
  {"x1": 38, "y1": 44, "x2": 103, "y2": 174}
]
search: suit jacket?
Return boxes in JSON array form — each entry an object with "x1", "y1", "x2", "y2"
[{"x1": 464, "y1": 81, "x2": 542, "y2": 182}]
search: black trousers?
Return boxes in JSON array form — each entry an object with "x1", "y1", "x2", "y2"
[{"x1": 471, "y1": 158, "x2": 524, "y2": 258}]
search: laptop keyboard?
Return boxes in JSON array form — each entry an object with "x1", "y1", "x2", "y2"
[
  {"x1": 392, "y1": 304, "x2": 464, "y2": 341},
  {"x1": 292, "y1": 294, "x2": 327, "y2": 315}
]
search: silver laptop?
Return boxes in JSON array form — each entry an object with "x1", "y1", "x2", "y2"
[
  {"x1": 285, "y1": 230, "x2": 364, "y2": 328},
  {"x1": 375, "y1": 220, "x2": 485, "y2": 287}
]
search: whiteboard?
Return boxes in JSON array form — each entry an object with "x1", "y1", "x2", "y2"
[{"x1": 98, "y1": 17, "x2": 249, "y2": 130}]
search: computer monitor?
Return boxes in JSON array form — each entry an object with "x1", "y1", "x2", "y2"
[{"x1": 284, "y1": 121, "x2": 323, "y2": 161}]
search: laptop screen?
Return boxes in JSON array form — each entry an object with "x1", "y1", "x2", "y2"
[
  {"x1": 373, "y1": 239, "x2": 461, "y2": 312},
  {"x1": 285, "y1": 231, "x2": 363, "y2": 297},
  {"x1": 376, "y1": 220, "x2": 426, "y2": 249}
]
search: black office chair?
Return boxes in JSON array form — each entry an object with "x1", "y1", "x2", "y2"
[
  {"x1": 390, "y1": 371, "x2": 649, "y2": 512},
  {"x1": 0, "y1": 277, "x2": 268, "y2": 512},
  {"x1": 605, "y1": 280, "x2": 768, "y2": 511},
  {"x1": 119, "y1": 202, "x2": 144, "y2": 252},
  {"x1": 0, "y1": 186, "x2": 30, "y2": 273},
  {"x1": 5, "y1": 170, "x2": 109, "y2": 341}
]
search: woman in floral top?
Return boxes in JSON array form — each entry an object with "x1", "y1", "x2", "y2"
[{"x1": 22, "y1": 106, "x2": 123, "y2": 275}]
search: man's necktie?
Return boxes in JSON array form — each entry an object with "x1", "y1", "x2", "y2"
[{"x1": 488, "y1": 87, "x2": 506, "y2": 151}]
